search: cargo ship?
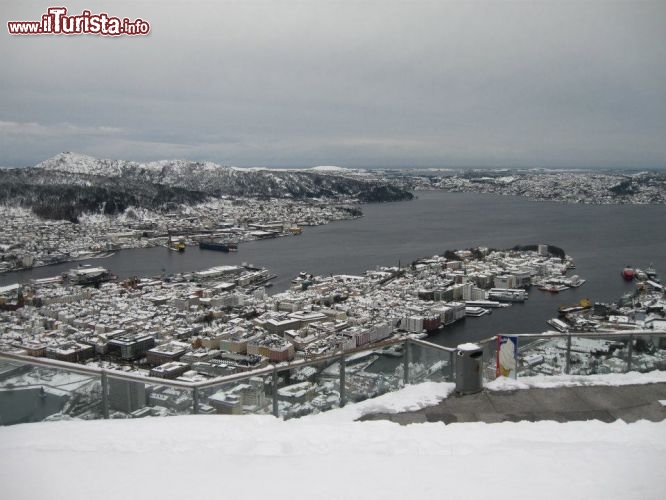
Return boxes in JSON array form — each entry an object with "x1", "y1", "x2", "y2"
[
  {"x1": 166, "y1": 230, "x2": 186, "y2": 252},
  {"x1": 558, "y1": 298, "x2": 592, "y2": 315},
  {"x1": 168, "y1": 241, "x2": 186, "y2": 252},
  {"x1": 199, "y1": 239, "x2": 238, "y2": 252}
]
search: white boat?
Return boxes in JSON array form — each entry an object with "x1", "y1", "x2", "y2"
[
  {"x1": 465, "y1": 300, "x2": 504, "y2": 308},
  {"x1": 465, "y1": 307, "x2": 490, "y2": 317},
  {"x1": 538, "y1": 283, "x2": 569, "y2": 293},
  {"x1": 547, "y1": 318, "x2": 570, "y2": 332},
  {"x1": 488, "y1": 288, "x2": 528, "y2": 302},
  {"x1": 564, "y1": 275, "x2": 586, "y2": 287}
]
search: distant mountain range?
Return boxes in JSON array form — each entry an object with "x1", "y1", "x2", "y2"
[{"x1": 0, "y1": 153, "x2": 413, "y2": 221}]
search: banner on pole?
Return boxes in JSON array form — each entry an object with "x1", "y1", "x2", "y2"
[{"x1": 496, "y1": 335, "x2": 518, "y2": 379}]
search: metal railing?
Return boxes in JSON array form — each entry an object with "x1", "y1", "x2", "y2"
[
  {"x1": 0, "y1": 337, "x2": 455, "y2": 424},
  {"x1": 1, "y1": 330, "x2": 664, "y2": 425},
  {"x1": 476, "y1": 330, "x2": 666, "y2": 380}
]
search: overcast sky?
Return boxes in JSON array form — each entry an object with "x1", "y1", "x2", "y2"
[{"x1": 1, "y1": 0, "x2": 665, "y2": 168}]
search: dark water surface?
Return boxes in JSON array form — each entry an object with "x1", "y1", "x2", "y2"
[{"x1": 3, "y1": 192, "x2": 665, "y2": 347}]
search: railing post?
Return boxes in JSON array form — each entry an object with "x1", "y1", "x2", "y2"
[
  {"x1": 448, "y1": 350, "x2": 454, "y2": 382},
  {"x1": 626, "y1": 334, "x2": 633, "y2": 373},
  {"x1": 100, "y1": 370, "x2": 109, "y2": 419},
  {"x1": 565, "y1": 334, "x2": 572, "y2": 375},
  {"x1": 272, "y1": 367, "x2": 279, "y2": 417},
  {"x1": 192, "y1": 387, "x2": 199, "y2": 415},
  {"x1": 403, "y1": 339, "x2": 411, "y2": 385},
  {"x1": 339, "y1": 353, "x2": 346, "y2": 407}
]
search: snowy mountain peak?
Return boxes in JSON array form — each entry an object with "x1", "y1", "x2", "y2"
[
  {"x1": 36, "y1": 153, "x2": 234, "y2": 178},
  {"x1": 36, "y1": 152, "x2": 135, "y2": 177},
  {"x1": 24, "y1": 153, "x2": 413, "y2": 207}
]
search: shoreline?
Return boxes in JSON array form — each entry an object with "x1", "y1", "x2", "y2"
[{"x1": 0, "y1": 213, "x2": 364, "y2": 280}]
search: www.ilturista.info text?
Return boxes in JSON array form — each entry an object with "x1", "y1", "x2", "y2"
[{"x1": 7, "y1": 7, "x2": 150, "y2": 36}]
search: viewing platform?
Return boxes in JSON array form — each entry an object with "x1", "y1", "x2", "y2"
[
  {"x1": 1, "y1": 330, "x2": 665, "y2": 425},
  {"x1": 361, "y1": 381, "x2": 666, "y2": 425}
]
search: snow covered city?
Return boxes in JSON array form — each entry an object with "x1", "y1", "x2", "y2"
[{"x1": 2, "y1": 2, "x2": 666, "y2": 499}]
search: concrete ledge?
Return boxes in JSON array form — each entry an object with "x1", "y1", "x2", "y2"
[{"x1": 359, "y1": 383, "x2": 666, "y2": 425}]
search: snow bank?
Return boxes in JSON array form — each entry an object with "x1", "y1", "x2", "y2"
[
  {"x1": 487, "y1": 370, "x2": 666, "y2": 391},
  {"x1": 312, "y1": 372, "x2": 666, "y2": 421},
  {"x1": 1, "y1": 415, "x2": 664, "y2": 500},
  {"x1": 307, "y1": 381, "x2": 455, "y2": 422},
  {"x1": 3, "y1": 376, "x2": 666, "y2": 499}
]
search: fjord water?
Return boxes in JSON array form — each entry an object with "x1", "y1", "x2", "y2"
[{"x1": 3, "y1": 192, "x2": 665, "y2": 346}]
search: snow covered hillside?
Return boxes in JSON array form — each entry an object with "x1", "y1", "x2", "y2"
[
  {"x1": 0, "y1": 153, "x2": 413, "y2": 221},
  {"x1": 34, "y1": 152, "x2": 413, "y2": 202}
]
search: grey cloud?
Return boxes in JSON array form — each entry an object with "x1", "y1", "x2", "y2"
[{"x1": 1, "y1": 0, "x2": 665, "y2": 168}]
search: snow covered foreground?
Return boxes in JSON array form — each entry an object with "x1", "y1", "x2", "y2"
[
  {"x1": 1, "y1": 416, "x2": 664, "y2": 500},
  {"x1": 1, "y1": 376, "x2": 665, "y2": 500}
]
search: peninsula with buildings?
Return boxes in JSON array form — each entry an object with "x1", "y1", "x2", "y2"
[
  {"x1": 0, "y1": 152, "x2": 411, "y2": 273},
  {"x1": 0, "y1": 199, "x2": 361, "y2": 273},
  {"x1": 1, "y1": 245, "x2": 664, "y2": 420},
  {"x1": 392, "y1": 168, "x2": 666, "y2": 204}
]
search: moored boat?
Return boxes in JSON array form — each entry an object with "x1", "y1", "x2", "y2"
[
  {"x1": 199, "y1": 239, "x2": 230, "y2": 252},
  {"x1": 547, "y1": 318, "x2": 569, "y2": 333},
  {"x1": 622, "y1": 266, "x2": 635, "y2": 280},
  {"x1": 465, "y1": 306, "x2": 490, "y2": 317},
  {"x1": 646, "y1": 264, "x2": 658, "y2": 280},
  {"x1": 538, "y1": 283, "x2": 569, "y2": 293}
]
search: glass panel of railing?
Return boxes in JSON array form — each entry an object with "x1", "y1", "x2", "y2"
[
  {"x1": 566, "y1": 334, "x2": 631, "y2": 375},
  {"x1": 344, "y1": 346, "x2": 404, "y2": 405},
  {"x1": 407, "y1": 342, "x2": 454, "y2": 383},
  {"x1": 0, "y1": 360, "x2": 102, "y2": 425},
  {"x1": 277, "y1": 358, "x2": 341, "y2": 420},
  {"x1": 197, "y1": 373, "x2": 274, "y2": 416},
  {"x1": 479, "y1": 338, "x2": 498, "y2": 382},
  {"x1": 105, "y1": 375, "x2": 193, "y2": 418},
  {"x1": 630, "y1": 334, "x2": 666, "y2": 373},
  {"x1": 516, "y1": 336, "x2": 568, "y2": 377}
]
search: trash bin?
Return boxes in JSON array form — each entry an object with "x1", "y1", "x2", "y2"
[{"x1": 455, "y1": 343, "x2": 484, "y2": 395}]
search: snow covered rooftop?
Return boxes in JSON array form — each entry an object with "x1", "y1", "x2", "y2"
[{"x1": 0, "y1": 283, "x2": 20, "y2": 294}]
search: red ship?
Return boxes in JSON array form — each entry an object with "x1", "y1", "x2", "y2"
[{"x1": 622, "y1": 266, "x2": 635, "y2": 280}]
